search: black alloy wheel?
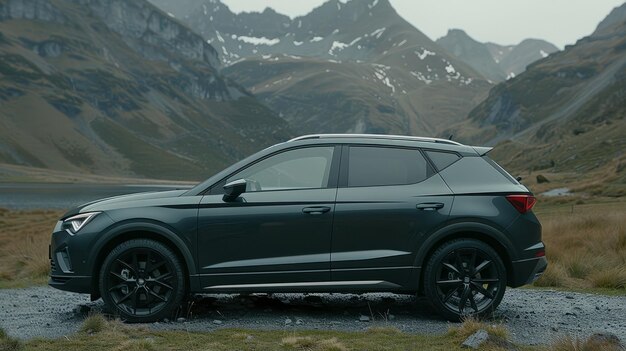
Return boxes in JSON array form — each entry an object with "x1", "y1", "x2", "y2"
[
  {"x1": 99, "y1": 239, "x2": 186, "y2": 322},
  {"x1": 424, "y1": 239, "x2": 506, "y2": 321}
]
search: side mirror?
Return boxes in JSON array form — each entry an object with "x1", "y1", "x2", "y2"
[{"x1": 223, "y1": 179, "x2": 247, "y2": 202}]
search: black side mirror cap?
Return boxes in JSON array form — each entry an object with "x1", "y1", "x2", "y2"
[{"x1": 223, "y1": 179, "x2": 247, "y2": 202}]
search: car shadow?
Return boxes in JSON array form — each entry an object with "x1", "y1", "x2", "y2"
[{"x1": 179, "y1": 292, "x2": 444, "y2": 323}]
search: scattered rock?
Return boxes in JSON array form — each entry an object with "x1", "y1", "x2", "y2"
[
  {"x1": 246, "y1": 335, "x2": 254, "y2": 341},
  {"x1": 462, "y1": 330, "x2": 518, "y2": 351},
  {"x1": 462, "y1": 329, "x2": 489, "y2": 349},
  {"x1": 359, "y1": 315, "x2": 370, "y2": 322},
  {"x1": 285, "y1": 318, "x2": 293, "y2": 325},
  {"x1": 176, "y1": 317, "x2": 186, "y2": 323},
  {"x1": 536, "y1": 174, "x2": 550, "y2": 183},
  {"x1": 566, "y1": 295, "x2": 574, "y2": 299},
  {"x1": 213, "y1": 319, "x2": 223, "y2": 325},
  {"x1": 296, "y1": 319, "x2": 304, "y2": 325},
  {"x1": 73, "y1": 305, "x2": 91, "y2": 315}
]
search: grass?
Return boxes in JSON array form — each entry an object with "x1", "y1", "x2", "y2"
[
  {"x1": 0, "y1": 208, "x2": 62, "y2": 288},
  {"x1": 6, "y1": 314, "x2": 621, "y2": 351},
  {"x1": 549, "y1": 335, "x2": 625, "y2": 351},
  {"x1": 3, "y1": 316, "x2": 531, "y2": 351},
  {"x1": 533, "y1": 201, "x2": 626, "y2": 292}
]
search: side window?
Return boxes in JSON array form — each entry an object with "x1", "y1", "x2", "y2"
[
  {"x1": 348, "y1": 146, "x2": 430, "y2": 187},
  {"x1": 425, "y1": 150, "x2": 461, "y2": 171},
  {"x1": 227, "y1": 147, "x2": 335, "y2": 192}
]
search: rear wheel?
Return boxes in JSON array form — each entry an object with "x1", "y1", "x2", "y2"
[
  {"x1": 423, "y1": 239, "x2": 506, "y2": 321},
  {"x1": 99, "y1": 239, "x2": 186, "y2": 322}
]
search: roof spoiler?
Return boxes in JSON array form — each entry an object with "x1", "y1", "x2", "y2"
[{"x1": 472, "y1": 146, "x2": 493, "y2": 156}]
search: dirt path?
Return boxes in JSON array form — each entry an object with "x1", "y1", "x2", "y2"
[{"x1": 0, "y1": 286, "x2": 624, "y2": 345}]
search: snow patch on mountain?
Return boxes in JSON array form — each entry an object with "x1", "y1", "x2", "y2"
[
  {"x1": 371, "y1": 27, "x2": 385, "y2": 39},
  {"x1": 329, "y1": 41, "x2": 349, "y2": 55},
  {"x1": 415, "y1": 48, "x2": 435, "y2": 60},
  {"x1": 237, "y1": 36, "x2": 280, "y2": 46}
]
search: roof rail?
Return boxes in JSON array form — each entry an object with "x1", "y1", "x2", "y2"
[{"x1": 288, "y1": 134, "x2": 464, "y2": 146}]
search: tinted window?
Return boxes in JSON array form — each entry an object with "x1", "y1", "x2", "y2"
[
  {"x1": 426, "y1": 150, "x2": 461, "y2": 171},
  {"x1": 227, "y1": 147, "x2": 334, "y2": 192},
  {"x1": 348, "y1": 146, "x2": 430, "y2": 187},
  {"x1": 482, "y1": 156, "x2": 519, "y2": 184}
]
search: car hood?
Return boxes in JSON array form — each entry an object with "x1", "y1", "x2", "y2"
[{"x1": 62, "y1": 190, "x2": 188, "y2": 218}]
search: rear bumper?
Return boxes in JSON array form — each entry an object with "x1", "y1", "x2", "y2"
[{"x1": 509, "y1": 256, "x2": 548, "y2": 287}]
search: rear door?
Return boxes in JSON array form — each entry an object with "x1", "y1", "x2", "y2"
[{"x1": 331, "y1": 145, "x2": 453, "y2": 288}]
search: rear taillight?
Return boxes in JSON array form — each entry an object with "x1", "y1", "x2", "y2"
[{"x1": 506, "y1": 194, "x2": 537, "y2": 214}]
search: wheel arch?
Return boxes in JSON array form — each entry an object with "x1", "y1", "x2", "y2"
[
  {"x1": 414, "y1": 221, "x2": 515, "y2": 292},
  {"x1": 89, "y1": 221, "x2": 196, "y2": 298}
]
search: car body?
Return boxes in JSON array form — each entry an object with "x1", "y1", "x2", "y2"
[{"x1": 49, "y1": 134, "x2": 547, "y2": 321}]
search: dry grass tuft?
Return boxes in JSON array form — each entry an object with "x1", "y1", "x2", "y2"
[
  {"x1": 448, "y1": 317, "x2": 509, "y2": 341},
  {"x1": 535, "y1": 208, "x2": 626, "y2": 291},
  {"x1": 0, "y1": 328, "x2": 22, "y2": 351},
  {"x1": 280, "y1": 335, "x2": 348, "y2": 351},
  {"x1": 280, "y1": 336, "x2": 317, "y2": 349},
  {"x1": 80, "y1": 314, "x2": 108, "y2": 334},
  {"x1": 549, "y1": 335, "x2": 624, "y2": 351}
]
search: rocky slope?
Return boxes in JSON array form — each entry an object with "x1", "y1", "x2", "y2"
[
  {"x1": 437, "y1": 29, "x2": 558, "y2": 82},
  {"x1": 495, "y1": 39, "x2": 559, "y2": 79},
  {"x1": 450, "y1": 3, "x2": 626, "y2": 195},
  {"x1": 436, "y1": 29, "x2": 507, "y2": 82},
  {"x1": 0, "y1": 0, "x2": 290, "y2": 180},
  {"x1": 151, "y1": 0, "x2": 492, "y2": 136}
]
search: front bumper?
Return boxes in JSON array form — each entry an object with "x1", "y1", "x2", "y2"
[
  {"x1": 48, "y1": 214, "x2": 114, "y2": 294},
  {"x1": 509, "y1": 256, "x2": 548, "y2": 287}
]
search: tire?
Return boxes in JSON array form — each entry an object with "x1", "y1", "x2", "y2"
[
  {"x1": 423, "y1": 239, "x2": 507, "y2": 321},
  {"x1": 98, "y1": 239, "x2": 186, "y2": 323}
]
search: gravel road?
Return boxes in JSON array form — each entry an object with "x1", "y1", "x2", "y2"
[{"x1": 0, "y1": 286, "x2": 624, "y2": 345}]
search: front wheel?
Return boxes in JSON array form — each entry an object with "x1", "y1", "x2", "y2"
[
  {"x1": 99, "y1": 239, "x2": 186, "y2": 322},
  {"x1": 423, "y1": 239, "x2": 507, "y2": 321}
]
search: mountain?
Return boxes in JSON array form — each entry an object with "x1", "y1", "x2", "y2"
[
  {"x1": 437, "y1": 29, "x2": 559, "y2": 82},
  {"x1": 0, "y1": 0, "x2": 290, "y2": 181},
  {"x1": 436, "y1": 29, "x2": 506, "y2": 82},
  {"x1": 150, "y1": 0, "x2": 492, "y2": 136},
  {"x1": 451, "y1": 3, "x2": 626, "y2": 196},
  {"x1": 495, "y1": 39, "x2": 559, "y2": 79}
]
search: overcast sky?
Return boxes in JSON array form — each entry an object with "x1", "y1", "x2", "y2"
[{"x1": 221, "y1": 0, "x2": 625, "y2": 48}]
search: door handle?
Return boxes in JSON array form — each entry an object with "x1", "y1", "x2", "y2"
[
  {"x1": 416, "y1": 203, "x2": 444, "y2": 210},
  {"x1": 302, "y1": 206, "x2": 331, "y2": 215}
]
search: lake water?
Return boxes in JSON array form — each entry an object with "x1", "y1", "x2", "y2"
[{"x1": 0, "y1": 183, "x2": 193, "y2": 210}]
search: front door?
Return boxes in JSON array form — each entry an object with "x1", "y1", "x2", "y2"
[{"x1": 197, "y1": 146, "x2": 340, "y2": 291}]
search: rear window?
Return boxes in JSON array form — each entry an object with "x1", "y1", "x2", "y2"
[
  {"x1": 482, "y1": 156, "x2": 519, "y2": 184},
  {"x1": 425, "y1": 150, "x2": 460, "y2": 171},
  {"x1": 348, "y1": 146, "x2": 431, "y2": 187}
]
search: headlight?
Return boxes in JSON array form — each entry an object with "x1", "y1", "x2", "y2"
[{"x1": 63, "y1": 212, "x2": 101, "y2": 235}]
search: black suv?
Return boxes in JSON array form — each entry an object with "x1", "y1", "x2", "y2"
[{"x1": 49, "y1": 134, "x2": 546, "y2": 322}]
